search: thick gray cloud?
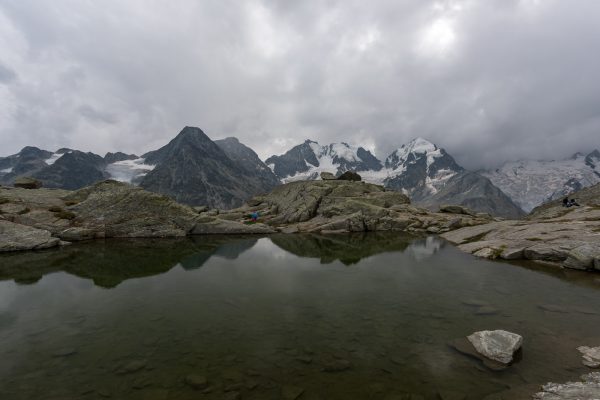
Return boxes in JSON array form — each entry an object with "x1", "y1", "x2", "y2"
[{"x1": 0, "y1": 0, "x2": 599, "y2": 169}]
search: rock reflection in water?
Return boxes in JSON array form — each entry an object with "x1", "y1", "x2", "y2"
[
  {"x1": 0, "y1": 233, "x2": 432, "y2": 286},
  {"x1": 0, "y1": 236, "x2": 258, "y2": 288}
]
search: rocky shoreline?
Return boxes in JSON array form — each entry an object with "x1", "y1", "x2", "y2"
[
  {"x1": 441, "y1": 183, "x2": 600, "y2": 272},
  {"x1": 2, "y1": 178, "x2": 600, "y2": 271},
  {"x1": 0, "y1": 179, "x2": 494, "y2": 252}
]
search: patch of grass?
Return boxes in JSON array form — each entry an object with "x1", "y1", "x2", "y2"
[
  {"x1": 54, "y1": 210, "x2": 76, "y2": 220},
  {"x1": 17, "y1": 207, "x2": 30, "y2": 215},
  {"x1": 48, "y1": 206, "x2": 63, "y2": 212}
]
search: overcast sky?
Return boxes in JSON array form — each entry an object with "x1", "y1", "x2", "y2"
[{"x1": 1, "y1": 0, "x2": 599, "y2": 168}]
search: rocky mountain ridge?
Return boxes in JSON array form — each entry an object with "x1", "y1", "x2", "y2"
[
  {"x1": 266, "y1": 137, "x2": 524, "y2": 219},
  {"x1": 0, "y1": 127, "x2": 279, "y2": 209},
  {"x1": 2, "y1": 130, "x2": 598, "y2": 217},
  {"x1": 139, "y1": 127, "x2": 279, "y2": 208}
]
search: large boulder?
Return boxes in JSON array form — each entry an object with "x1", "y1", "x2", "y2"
[
  {"x1": 0, "y1": 220, "x2": 60, "y2": 251},
  {"x1": 563, "y1": 244, "x2": 600, "y2": 270},
  {"x1": 13, "y1": 177, "x2": 42, "y2": 189},
  {"x1": 466, "y1": 330, "x2": 523, "y2": 364},
  {"x1": 64, "y1": 180, "x2": 200, "y2": 238},
  {"x1": 320, "y1": 172, "x2": 336, "y2": 180},
  {"x1": 337, "y1": 171, "x2": 361, "y2": 181}
]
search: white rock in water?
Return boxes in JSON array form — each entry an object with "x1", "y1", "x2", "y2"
[
  {"x1": 533, "y1": 372, "x2": 600, "y2": 399},
  {"x1": 578, "y1": 346, "x2": 600, "y2": 368},
  {"x1": 467, "y1": 329, "x2": 523, "y2": 364}
]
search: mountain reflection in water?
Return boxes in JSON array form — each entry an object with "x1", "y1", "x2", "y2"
[
  {"x1": 1, "y1": 233, "x2": 600, "y2": 399},
  {"x1": 0, "y1": 233, "x2": 441, "y2": 288}
]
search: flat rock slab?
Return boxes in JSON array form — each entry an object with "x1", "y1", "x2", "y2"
[
  {"x1": 533, "y1": 372, "x2": 600, "y2": 399},
  {"x1": 467, "y1": 330, "x2": 523, "y2": 364},
  {"x1": 0, "y1": 220, "x2": 60, "y2": 252}
]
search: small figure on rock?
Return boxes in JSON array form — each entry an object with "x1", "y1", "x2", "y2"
[
  {"x1": 245, "y1": 211, "x2": 259, "y2": 224},
  {"x1": 562, "y1": 197, "x2": 580, "y2": 207}
]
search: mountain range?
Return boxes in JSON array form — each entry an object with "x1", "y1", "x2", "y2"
[
  {"x1": 1, "y1": 127, "x2": 597, "y2": 217},
  {"x1": 266, "y1": 137, "x2": 524, "y2": 218}
]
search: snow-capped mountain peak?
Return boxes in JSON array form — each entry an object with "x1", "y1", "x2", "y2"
[
  {"x1": 265, "y1": 139, "x2": 382, "y2": 182},
  {"x1": 384, "y1": 137, "x2": 450, "y2": 173}
]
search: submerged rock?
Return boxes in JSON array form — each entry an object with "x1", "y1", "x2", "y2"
[
  {"x1": 449, "y1": 338, "x2": 508, "y2": 371},
  {"x1": 467, "y1": 330, "x2": 522, "y2": 364},
  {"x1": 533, "y1": 372, "x2": 600, "y2": 399},
  {"x1": 578, "y1": 346, "x2": 600, "y2": 368},
  {"x1": 184, "y1": 374, "x2": 208, "y2": 389}
]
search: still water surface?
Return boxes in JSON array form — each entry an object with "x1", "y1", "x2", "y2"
[{"x1": 1, "y1": 233, "x2": 599, "y2": 400}]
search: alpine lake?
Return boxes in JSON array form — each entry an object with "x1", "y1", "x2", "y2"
[{"x1": 1, "y1": 233, "x2": 599, "y2": 400}]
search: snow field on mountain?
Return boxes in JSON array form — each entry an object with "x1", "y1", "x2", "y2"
[{"x1": 105, "y1": 158, "x2": 156, "y2": 183}]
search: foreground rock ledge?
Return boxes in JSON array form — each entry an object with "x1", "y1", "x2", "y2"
[
  {"x1": 0, "y1": 179, "x2": 493, "y2": 252},
  {"x1": 441, "y1": 183, "x2": 600, "y2": 271}
]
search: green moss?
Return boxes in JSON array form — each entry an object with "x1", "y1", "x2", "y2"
[{"x1": 54, "y1": 210, "x2": 76, "y2": 220}]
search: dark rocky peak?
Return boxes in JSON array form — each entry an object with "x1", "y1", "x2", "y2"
[
  {"x1": 356, "y1": 147, "x2": 383, "y2": 171},
  {"x1": 0, "y1": 146, "x2": 55, "y2": 178},
  {"x1": 32, "y1": 150, "x2": 108, "y2": 190},
  {"x1": 139, "y1": 127, "x2": 273, "y2": 208},
  {"x1": 214, "y1": 137, "x2": 279, "y2": 186},
  {"x1": 586, "y1": 149, "x2": 600, "y2": 159},
  {"x1": 104, "y1": 152, "x2": 138, "y2": 164},
  {"x1": 18, "y1": 146, "x2": 53, "y2": 160},
  {"x1": 584, "y1": 149, "x2": 600, "y2": 177},
  {"x1": 56, "y1": 148, "x2": 75, "y2": 154},
  {"x1": 142, "y1": 126, "x2": 220, "y2": 166},
  {"x1": 265, "y1": 140, "x2": 321, "y2": 179},
  {"x1": 585, "y1": 149, "x2": 600, "y2": 164}
]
